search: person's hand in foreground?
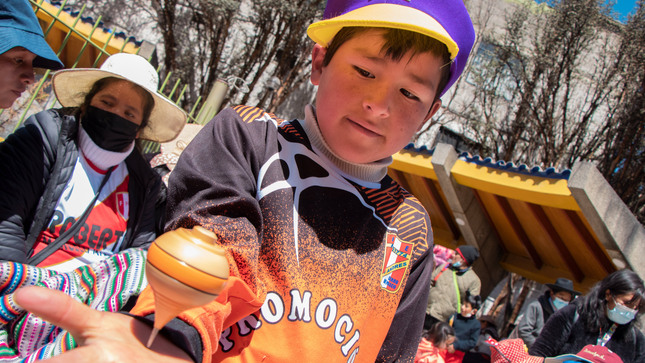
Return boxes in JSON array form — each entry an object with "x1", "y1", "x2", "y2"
[{"x1": 14, "y1": 286, "x2": 193, "y2": 362}]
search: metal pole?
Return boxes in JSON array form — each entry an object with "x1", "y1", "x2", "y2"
[{"x1": 195, "y1": 80, "x2": 229, "y2": 125}]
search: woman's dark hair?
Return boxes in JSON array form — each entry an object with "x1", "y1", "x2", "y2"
[
  {"x1": 423, "y1": 321, "x2": 455, "y2": 346},
  {"x1": 81, "y1": 76, "x2": 155, "y2": 130},
  {"x1": 577, "y1": 269, "x2": 644, "y2": 333},
  {"x1": 463, "y1": 291, "x2": 482, "y2": 310},
  {"x1": 322, "y1": 27, "x2": 452, "y2": 102}
]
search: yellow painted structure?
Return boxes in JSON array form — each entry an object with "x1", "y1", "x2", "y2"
[
  {"x1": 450, "y1": 160, "x2": 578, "y2": 210},
  {"x1": 33, "y1": 0, "x2": 141, "y2": 69},
  {"x1": 388, "y1": 149, "x2": 618, "y2": 293}
]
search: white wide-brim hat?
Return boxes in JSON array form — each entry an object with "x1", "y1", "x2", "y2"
[{"x1": 52, "y1": 53, "x2": 187, "y2": 143}]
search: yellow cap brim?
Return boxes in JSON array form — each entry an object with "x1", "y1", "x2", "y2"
[{"x1": 307, "y1": 4, "x2": 459, "y2": 59}]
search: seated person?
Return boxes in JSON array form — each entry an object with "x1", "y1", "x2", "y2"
[
  {"x1": 0, "y1": 53, "x2": 186, "y2": 270},
  {"x1": 530, "y1": 269, "x2": 644, "y2": 363},
  {"x1": 463, "y1": 315, "x2": 500, "y2": 363},
  {"x1": 445, "y1": 292, "x2": 482, "y2": 362},
  {"x1": 0, "y1": 54, "x2": 186, "y2": 358},
  {"x1": 509, "y1": 277, "x2": 580, "y2": 348},
  {"x1": 416, "y1": 322, "x2": 456, "y2": 363},
  {"x1": 0, "y1": 53, "x2": 185, "y2": 360}
]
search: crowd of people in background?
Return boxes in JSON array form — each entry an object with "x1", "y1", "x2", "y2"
[
  {"x1": 0, "y1": 0, "x2": 644, "y2": 362},
  {"x1": 415, "y1": 262, "x2": 645, "y2": 363}
]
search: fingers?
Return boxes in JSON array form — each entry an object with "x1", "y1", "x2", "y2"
[
  {"x1": 39, "y1": 346, "x2": 102, "y2": 363},
  {"x1": 14, "y1": 286, "x2": 98, "y2": 343},
  {"x1": 14, "y1": 286, "x2": 193, "y2": 362}
]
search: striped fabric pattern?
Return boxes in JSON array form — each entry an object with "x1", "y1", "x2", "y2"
[{"x1": 0, "y1": 249, "x2": 148, "y2": 362}]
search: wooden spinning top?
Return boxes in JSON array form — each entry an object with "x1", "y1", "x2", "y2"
[{"x1": 145, "y1": 226, "x2": 229, "y2": 347}]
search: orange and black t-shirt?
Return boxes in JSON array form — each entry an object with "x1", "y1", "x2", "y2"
[{"x1": 133, "y1": 106, "x2": 435, "y2": 362}]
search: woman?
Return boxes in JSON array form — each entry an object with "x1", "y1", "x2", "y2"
[
  {"x1": 0, "y1": 53, "x2": 186, "y2": 270},
  {"x1": 529, "y1": 269, "x2": 645, "y2": 363}
]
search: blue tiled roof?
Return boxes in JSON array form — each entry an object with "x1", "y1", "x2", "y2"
[
  {"x1": 401, "y1": 143, "x2": 572, "y2": 180},
  {"x1": 402, "y1": 143, "x2": 434, "y2": 156},
  {"x1": 48, "y1": 0, "x2": 143, "y2": 47}
]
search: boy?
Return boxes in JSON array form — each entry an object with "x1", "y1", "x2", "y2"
[
  {"x1": 0, "y1": 0, "x2": 63, "y2": 108},
  {"x1": 13, "y1": 0, "x2": 475, "y2": 361},
  {"x1": 445, "y1": 292, "x2": 482, "y2": 362}
]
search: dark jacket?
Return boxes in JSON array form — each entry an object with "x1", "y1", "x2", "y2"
[
  {"x1": 509, "y1": 291, "x2": 555, "y2": 348},
  {"x1": 451, "y1": 313, "x2": 481, "y2": 352},
  {"x1": 529, "y1": 303, "x2": 645, "y2": 363},
  {"x1": 0, "y1": 108, "x2": 162, "y2": 262}
]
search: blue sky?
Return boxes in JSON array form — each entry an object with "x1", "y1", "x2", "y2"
[
  {"x1": 536, "y1": 0, "x2": 640, "y2": 22},
  {"x1": 611, "y1": 0, "x2": 639, "y2": 22}
]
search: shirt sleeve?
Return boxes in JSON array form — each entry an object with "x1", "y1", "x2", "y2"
[
  {"x1": 126, "y1": 153, "x2": 162, "y2": 249},
  {"x1": 635, "y1": 330, "x2": 645, "y2": 363},
  {"x1": 135, "y1": 108, "x2": 275, "y2": 362},
  {"x1": 517, "y1": 302, "x2": 541, "y2": 347},
  {"x1": 468, "y1": 271, "x2": 481, "y2": 296},
  {"x1": 376, "y1": 227, "x2": 434, "y2": 362},
  {"x1": 528, "y1": 304, "x2": 576, "y2": 357},
  {"x1": 0, "y1": 112, "x2": 57, "y2": 263}
]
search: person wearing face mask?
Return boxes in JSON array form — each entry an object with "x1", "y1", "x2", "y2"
[
  {"x1": 529, "y1": 269, "x2": 645, "y2": 363},
  {"x1": 509, "y1": 277, "x2": 580, "y2": 348},
  {"x1": 0, "y1": 53, "x2": 186, "y2": 270},
  {"x1": 425, "y1": 245, "x2": 482, "y2": 330},
  {"x1": 0, "y1": 0, "x2": 64, "y2": 109}
]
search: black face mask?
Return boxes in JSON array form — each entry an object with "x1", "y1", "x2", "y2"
[{"x1": 82, "y1": 105, "x2": 140, "y2": 152}]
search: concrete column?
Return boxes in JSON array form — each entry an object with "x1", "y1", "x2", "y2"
[
  {"x1": 568, "y1": 161, "x2": 645, "y2": 279},
  {"x1": 431, "y1": 143, "x2": 506, "y2": 297},
  {"x1": 137, "y1": 40, "x2": 157, "y2": 61}
]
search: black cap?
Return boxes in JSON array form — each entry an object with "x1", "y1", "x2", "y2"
[
  {"x1": 456, "y1": 245, "x2": 479, "y2": 266},
  {"x1": 546, "y1": 278, "x2": 581, "y2": 296}
]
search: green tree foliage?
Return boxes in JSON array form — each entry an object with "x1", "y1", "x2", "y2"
[
  {"x1": 222, "y1": 0, "x2": 324, "y2": 110},
  {"x1": 596, "y1": 1, "x2": 645, "y2": 223},
  {"x1": 68, "y1": 0, "x2": 324, "y2": 114}
]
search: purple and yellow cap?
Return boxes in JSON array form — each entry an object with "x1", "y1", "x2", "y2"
[{"x1": 307, "y1": 0, "x2": 476, "y2": 96}]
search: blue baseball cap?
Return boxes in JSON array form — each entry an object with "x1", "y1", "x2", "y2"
[
  {"x1": 0, "y1": 0, "x2": 64, "y2": 70},
  {"x1": 307, "y1": 0, "x2": 476, "y2": 96}
]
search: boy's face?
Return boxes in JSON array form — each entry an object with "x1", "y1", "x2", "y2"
[
  {"x1": 461, "y1": 302, "x2": 475, "y2": 317},
  {"x1": 310, "y1": 29, "x2": 443, "y2": 164}
]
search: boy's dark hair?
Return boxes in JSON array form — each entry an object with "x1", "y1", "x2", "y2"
[
  {"x1": 423, "y1": 321, "x2": 455, "y2": 346},
  {"x1": 322, "y1": 27, "x2": 451, "y2": 101},
  {"x1": 463, "y1": 291, "x2": 482, "y2": 310}
]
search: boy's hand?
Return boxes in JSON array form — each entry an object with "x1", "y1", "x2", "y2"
[{"x1": 14, "y1": 286, "x2": 193, "y2": 362}]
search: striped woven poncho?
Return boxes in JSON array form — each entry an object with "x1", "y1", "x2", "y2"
[{"x1": 0, "y1": 249, "x2": 148, "y2": 362}]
